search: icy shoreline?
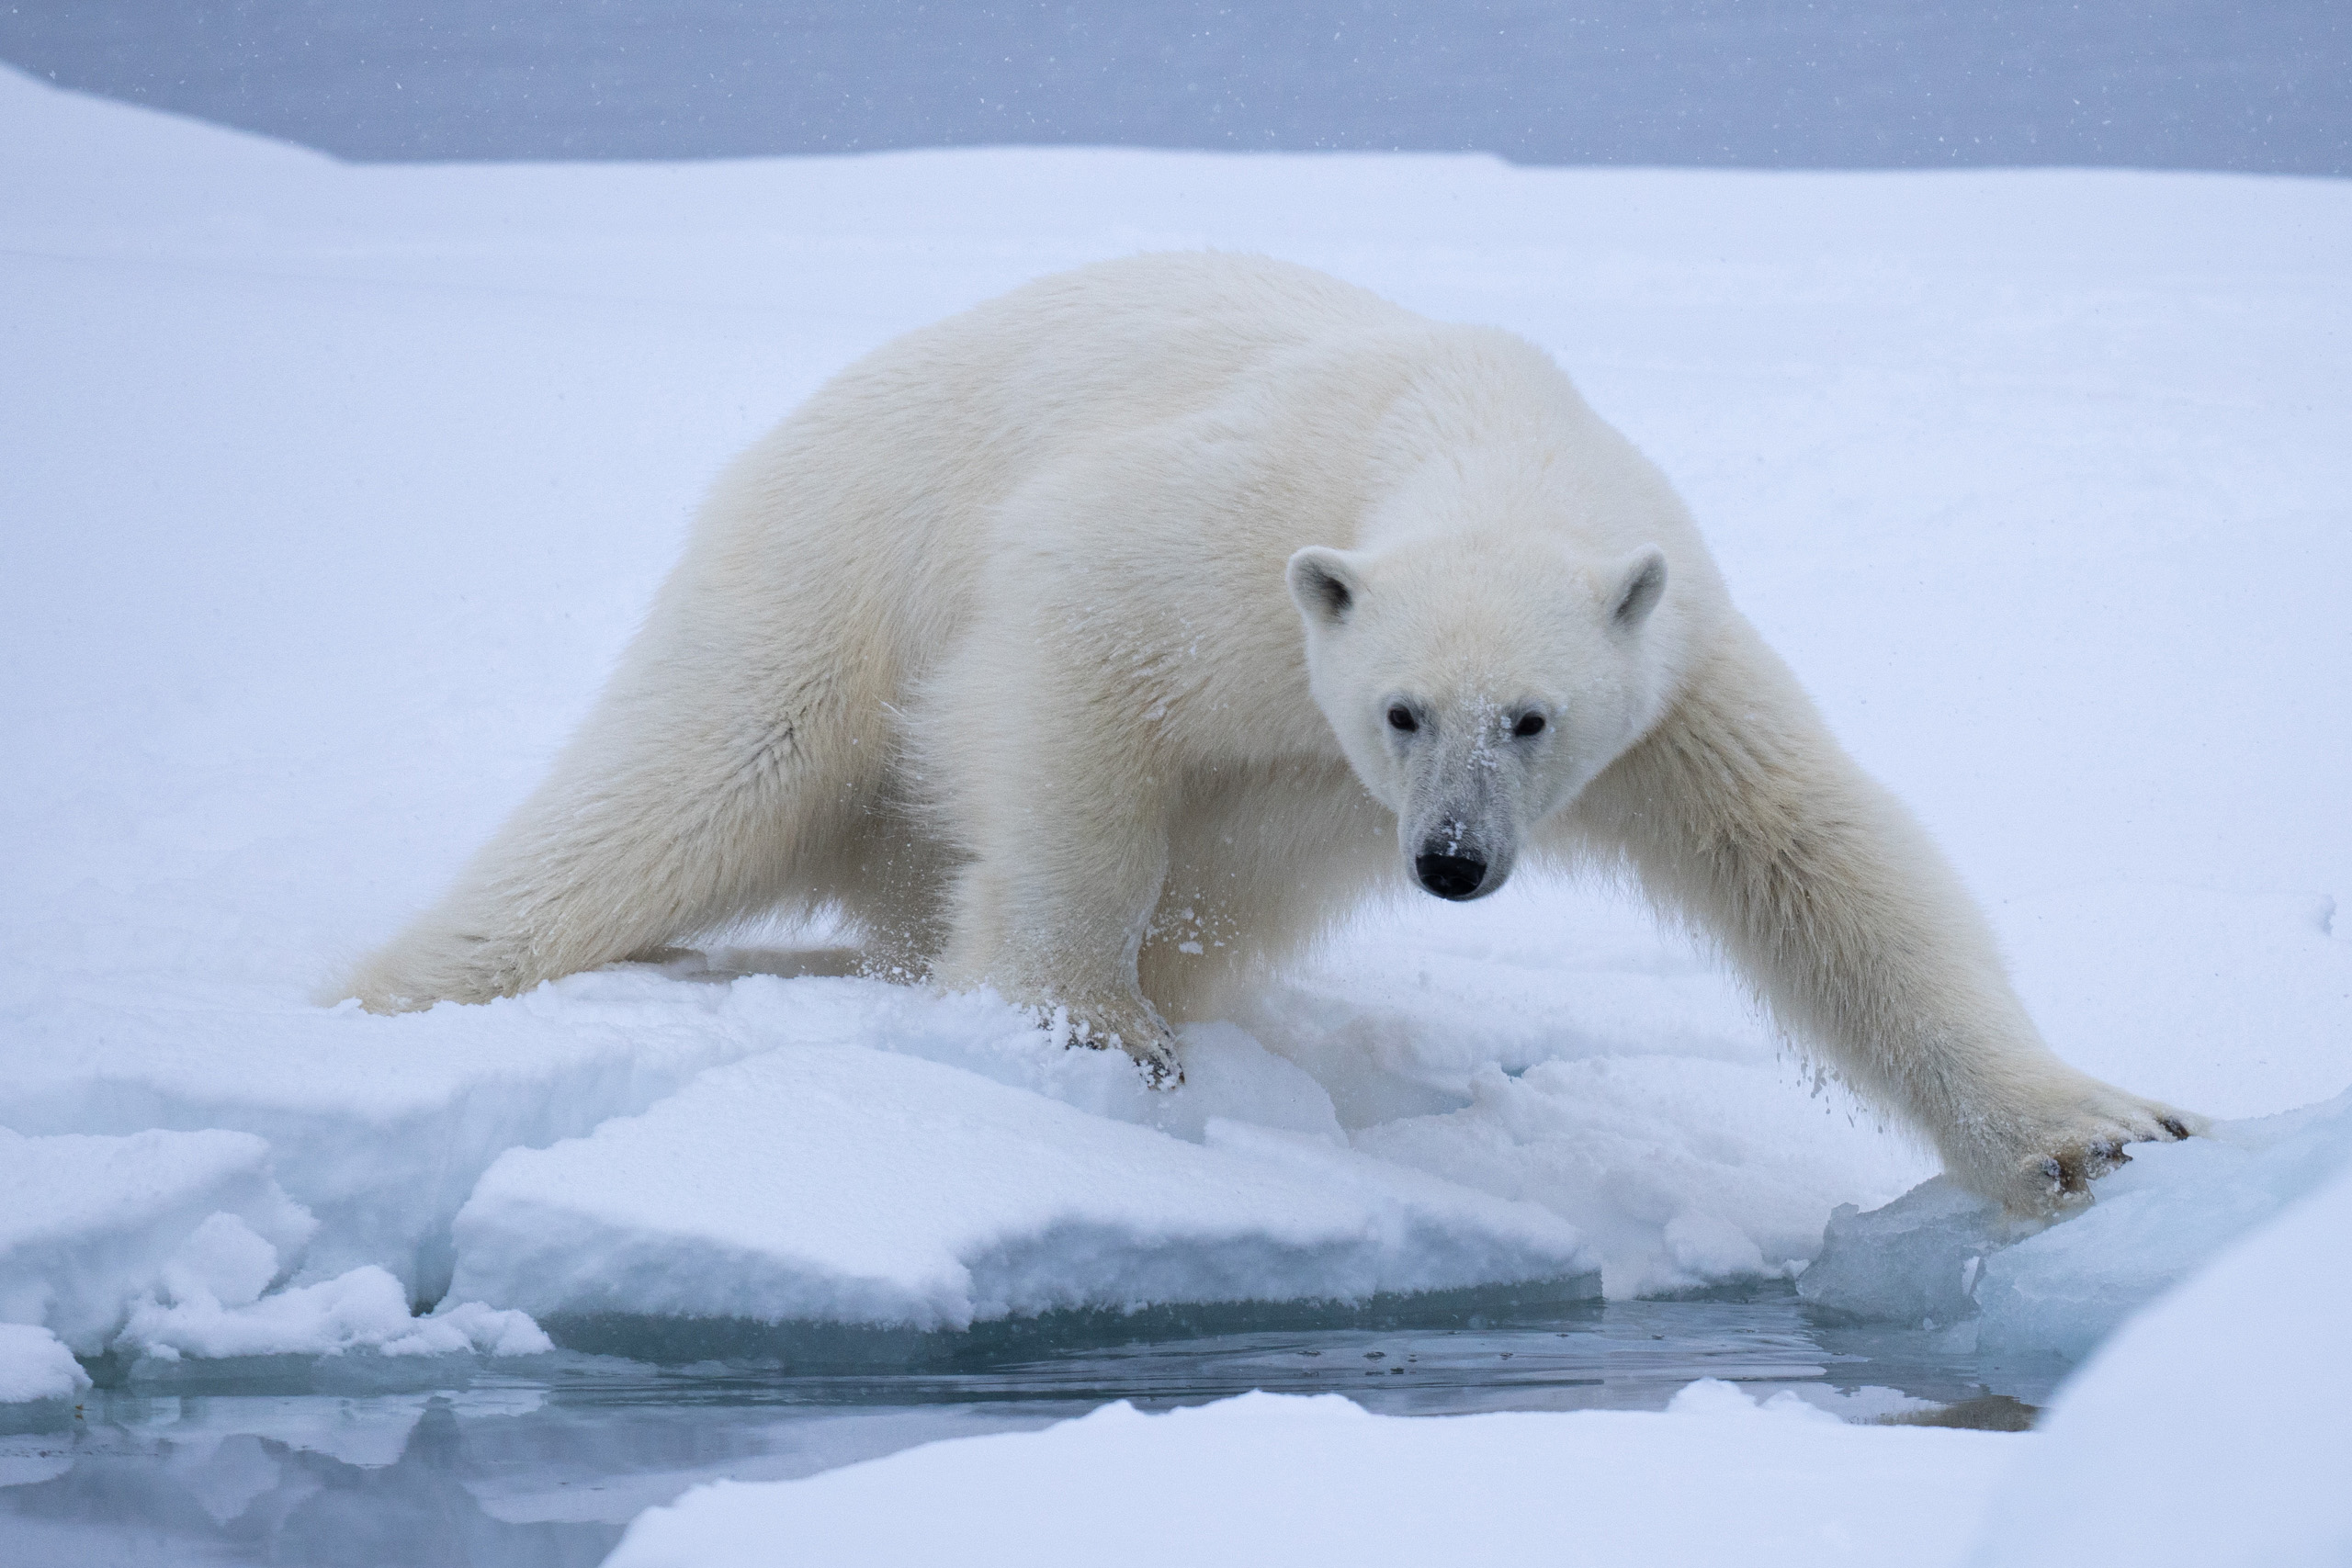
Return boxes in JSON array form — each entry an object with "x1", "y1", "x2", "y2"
[{"x1": 6, "y1": 973, "x2": 2340, "y2": 1394}]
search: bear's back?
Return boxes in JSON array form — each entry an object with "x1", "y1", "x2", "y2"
[
  {"x1": 833, "y1": 253, "x2": 1418, "y2": 464},
  {"x1": 684, "y1": 254, "x2": 1623, "y2": 713}
]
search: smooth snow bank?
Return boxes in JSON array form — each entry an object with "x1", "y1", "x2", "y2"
[
  {"x1": 605, "y1": 1385, "x2": 2016, "y2": 1568},
  {"x1": 0, "y1": 1127, "x2": 314, "y2": 1353},
  {"x1": 451, "y1": 1034, "x2": 1595, "y2": 1331},
  {"x1": 1798, "y1": 1088, "x2": 2352, "y2": 1357},
  {"x1": 0, "y1": 1324, "x2": 91, "y2": 1404},
  {"x1": 1967, "y1": 1157, "x2": 2352, "y2": 1566}
]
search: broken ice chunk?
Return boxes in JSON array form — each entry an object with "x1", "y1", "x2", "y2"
[
  {"x1": 0, "y1": 1323, "x2": 91, "y2": 1404},
  {"x1": 0, "y1": 1126, "x2": 317, "y2": 1353},
  {"x1": 117, "y1": 1264, "x2": 550, "y2": 1360},
  {"x1": 1796, "y1": 1177, "x2": 2035, "y2": 1325}
]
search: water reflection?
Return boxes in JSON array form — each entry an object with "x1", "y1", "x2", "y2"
[
  {"x1": 0, "y1": 1383, "x2": 1054, "y2": 1565},
  {"x1": 0, "y1": 1293, "x2": 2065, "y2": 1566}
]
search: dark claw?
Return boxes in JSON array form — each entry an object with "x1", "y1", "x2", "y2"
[
  {"x1": 2041, "y1": 1154, "x2": 2073, "y2": 1194},
  {"x1": 2053, "y1": 1149, "x2": 2093, "y2": 1193},
  {"x1": 2158, "y1": 1116, "x2": 2190, "y2": 1140}
]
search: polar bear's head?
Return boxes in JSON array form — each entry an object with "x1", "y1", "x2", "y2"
[{"x1": 1286, "y1": 531, "x2": 1677, "y2": 901}]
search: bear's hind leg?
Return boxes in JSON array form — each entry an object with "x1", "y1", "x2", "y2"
[
  {"x1": 800, "y1": 783, "x2": 957, "y2": 985},
  {"x1": 347, "y1": 650, "x2": 875, "y2": 1012}
]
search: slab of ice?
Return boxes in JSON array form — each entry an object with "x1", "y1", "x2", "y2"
[
  {"x1": 450, "y1": 1043, "x2": 1597, "y2": 1337},
  {"x1": 0, "y1": 1324, "x2": 91, "y2": 1404},
  {"x1": 643, "y1": 973, "x2": 1351, "y2": 1147},
  {"x1": 0, "y1": 1127, "x2": 314, "y2": 1354},
  {"x1": 606, "y1": 1387, "x2": 2018, "y2": 1568},
  {"x1": 1797, "y1": 1089, "x2": 2352, "y2": 1358},
  {"x1": 1797, "y1": 1178, "x2": 2033, "y2": 1326},
  {"x1": 1965, "y1": 1156, "x2": 2352, "y2": 1565},
  {"x1": 1351, "y1": 1054, "x2": 1928, "y2": 1298}
]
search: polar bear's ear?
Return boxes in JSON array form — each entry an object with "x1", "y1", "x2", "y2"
[
  {"x1": 1287, "y1": 547, "x2": 1367, "y2": 629},
  {"x1": 1610, "y1": 546, "x2": 1668, "y2": 630}
]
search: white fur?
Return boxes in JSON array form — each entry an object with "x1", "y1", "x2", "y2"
[{"x1": 348, "y1": 253, "x2": 2196, "y2": 1213}]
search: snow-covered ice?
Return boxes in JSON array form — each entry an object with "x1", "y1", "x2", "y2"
[
  {"x1": 117, "y1": 1263, "x2": 549, "y2": 1365},
  {"x1": 0, "y1": 1125, "x2": 548, "y2": 1375},
  {"x1": 605, "y1": 1384, "x2": 2016, "y2": 1568},
  {"x1": 1355, "y1": 1054, "x2": 1912, "y2": 1297},
  {"x1": 608, "y1": 1162, "x2": 2352, "y2": 1568},
  {"x1": 450, "y1": 1024, "x2": 1593, "y2": 1334},
  {"x1": 1969, "y1": 1156, "x2": 2352, "y2": 1565},
  {"x1": 0, "y1": 1325, "x2": 90, "y2": 1404},
  {"x1": 0, "y1": 979, "x2": 781, "y2": 1303},
  {"x1": 0, "y1": 1127, "x2": 314, "y2": 1353}
]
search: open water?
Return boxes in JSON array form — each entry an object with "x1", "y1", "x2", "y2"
[{"x1": 1, "y1": 1287, "x2": 2064, "y2": 1566}]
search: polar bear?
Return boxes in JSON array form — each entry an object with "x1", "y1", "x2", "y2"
[{"x1": 349, "y1": 253, "x2": 2196, "y2": 1213}]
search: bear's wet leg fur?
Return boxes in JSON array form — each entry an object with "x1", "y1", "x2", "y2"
[{"x1": 1570, "y1": 615, "x2": 2199, "y2": 1214}]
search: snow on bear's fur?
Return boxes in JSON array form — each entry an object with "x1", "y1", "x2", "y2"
[{"x1": 348, "y1": 253, "x2": 2197, "y2": 1213}]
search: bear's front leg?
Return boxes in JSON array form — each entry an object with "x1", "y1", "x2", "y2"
[
  {"x1": 1576, "y1": 618, "x2": 2200, "y2": 1213},
  {"x1": 931, "y1": 697, "x2": 1185, "y2": 1087},
  {"x1": 940, "y1": 846, "x2": 1183, "y2": 1086}
]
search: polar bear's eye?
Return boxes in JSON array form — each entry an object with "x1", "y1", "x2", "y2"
[
  {"x1": 1513, "y1": 714, "x2": 1546, "y2": 738},
  {"x1": 1386, "y1": 705, "x2": 1419, "y2": 733}
]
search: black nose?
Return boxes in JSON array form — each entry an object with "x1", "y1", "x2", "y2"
[{"x1": 1414, "y1": 852, "x2": 1487, "y2": 900}]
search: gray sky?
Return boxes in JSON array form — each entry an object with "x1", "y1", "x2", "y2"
[{"x1": 3, "y1": 1, "x2": 2344, "y2": 172}]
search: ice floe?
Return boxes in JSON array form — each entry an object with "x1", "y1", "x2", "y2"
[
  {"x1": 449, "y1": 1036, "x2": 1597, "y2": 1338},
  {"x1": 0, "y1": 975, "x2": 780, "y2": 1302},
  {"x1": 1353, "y1": 1053, "x2": 1920, "y2": 1298},
  {"x1": 605, "y1": 1385, "x2": 2017, "y2": 1568},
  {"x1": 119, "y1": 1263, "x2": 548, "y2": 1364}
]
